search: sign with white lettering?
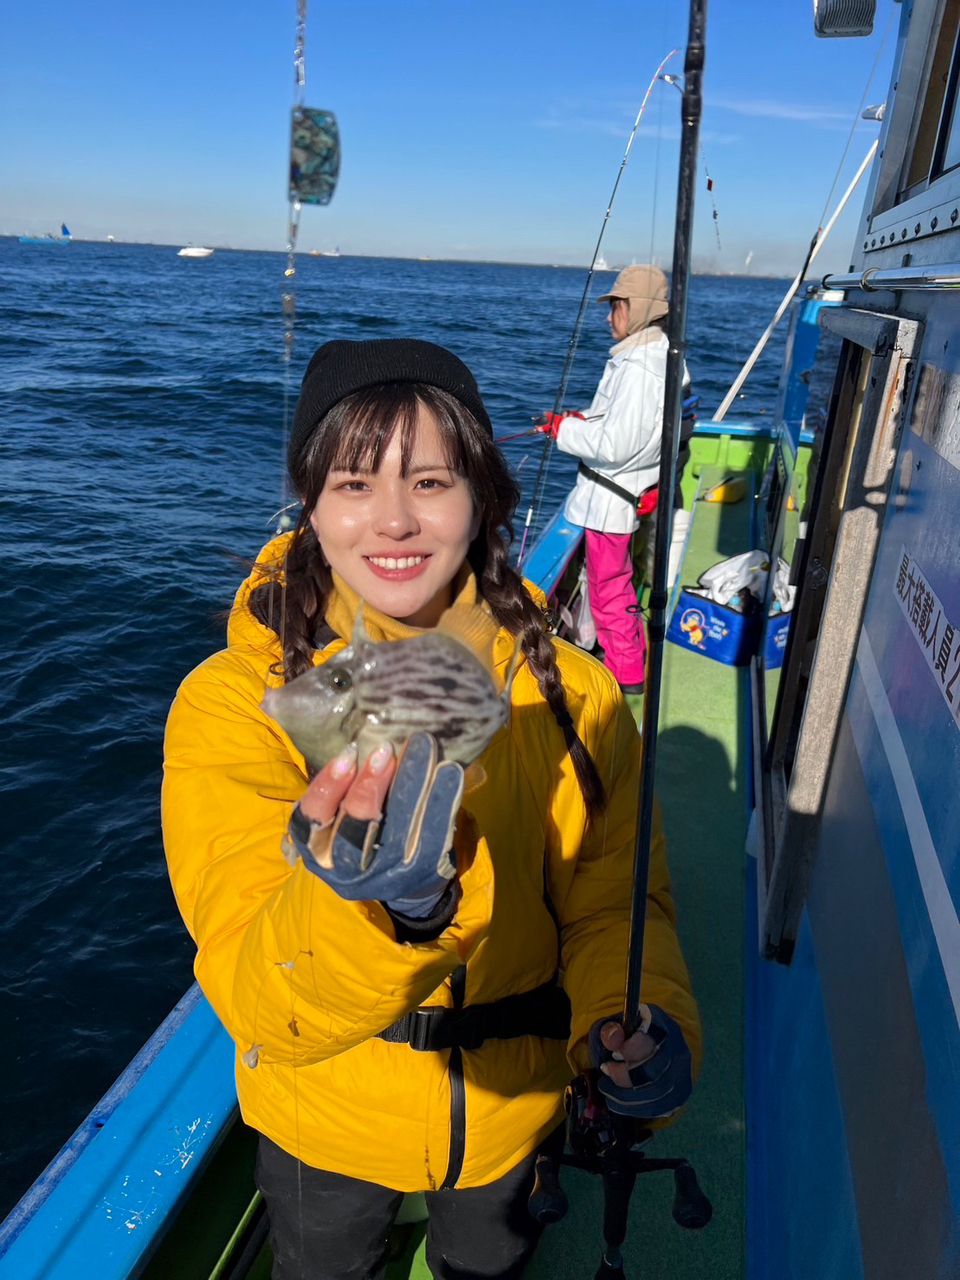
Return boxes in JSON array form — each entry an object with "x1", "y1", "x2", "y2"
[{"x1": 894, "y1": 546, "x2": 960, "y2": 728}]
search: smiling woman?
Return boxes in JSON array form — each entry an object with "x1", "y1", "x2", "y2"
[{"x1": 160, "y1": 336, "x2": 700, "y2": 1280}]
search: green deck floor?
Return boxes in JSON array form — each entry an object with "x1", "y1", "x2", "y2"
[{"x1": 393, "y1": 480, "x2": 752, "y2": 1280}]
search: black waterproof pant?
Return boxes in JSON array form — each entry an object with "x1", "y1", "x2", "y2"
[{"x1": 255, "y1": 1128, "x2": 564, "y2": 1280}]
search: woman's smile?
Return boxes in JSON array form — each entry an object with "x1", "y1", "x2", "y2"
[{"x1": 363, "y1": 552, "x2": 431, "y2": 580}]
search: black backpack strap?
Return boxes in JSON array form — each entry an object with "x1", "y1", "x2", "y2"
[
  {"x1": 376, "y1": 980, "x2": 571, "y2": 1053},
  {"x1": 578, "y1": 461, "x2": 639, "y2": 507}
]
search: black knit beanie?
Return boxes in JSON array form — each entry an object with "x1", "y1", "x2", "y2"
[{"x1": 289, "y1": 338, "x2": 492, "y2": 472}]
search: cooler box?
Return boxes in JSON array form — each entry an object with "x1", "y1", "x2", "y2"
[
  {"x1": 763, "y1": 612, "x2": 792, "y2": 670},
  {"x1": 667, "y1": 589, "x2": 762, "y2": 666}
]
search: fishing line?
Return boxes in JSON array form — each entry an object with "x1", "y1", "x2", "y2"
[
  {"x1": 516, "y1": 48, "x2": 679, "y2": 567},
  {"x1": 783, "y1": 7, "x2": 891, "y2": 288},
  {"x1": 816, "y1": 5, "x2": 893, "y2": 228},
  {"x1": 278, "y1": 4, "x2": 311, "y2": 1268},
  {"x1": 277, "y1": 0, "x2": 309, "y2": 540},
  {"x1": 494, "y1": 426, "x2": 541, "y2": 444},
  {"x1": 648, "y1": 72, "x2": 665, "y2": 269},
  {"x1": 660, "y1": 72, "x2": 721, "y2": 253},
  {"x1": 713, "y1": 10, "x2": 892, "y2": 421}
]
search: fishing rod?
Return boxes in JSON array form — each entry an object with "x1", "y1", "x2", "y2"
[
  {"x1": 628, "y1": 4, "x2": 704, "y2": 1045},
  {"x1": 527, "y1": 4, "x2": 712, "y2": 1276},
  {"x1": 495, "y1": 410, "x2": 608, "y2": 446},
  {"x1": 515, "y1": 47, "x2": 678, "y2": 567}
]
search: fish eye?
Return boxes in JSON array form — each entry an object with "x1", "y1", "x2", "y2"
[{"x1": 328, "y1": 667, "x2": 352, "y2": 692}]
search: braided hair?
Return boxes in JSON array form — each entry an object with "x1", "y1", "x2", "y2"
[{"x1": 250, "y1": 382, "x2": 605, "y2": 818}]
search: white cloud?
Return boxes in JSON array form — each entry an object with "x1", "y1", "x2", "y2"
[
  {"x1": 708, "y1": 95, "x2": 853, "y2": 126},
  {"x1": 534, "y1": 112, "x2": 740, "y2": 146}
]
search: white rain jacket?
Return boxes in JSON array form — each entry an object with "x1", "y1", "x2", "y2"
[{"x1": 556, "y1": 328, "x2": 686, "y2": 535}]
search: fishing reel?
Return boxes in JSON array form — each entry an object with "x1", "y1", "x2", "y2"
[{"x1": 528, "y1": 1071, "x2": 712, "y2": 1280}]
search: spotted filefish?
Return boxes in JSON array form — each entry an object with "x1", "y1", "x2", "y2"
[{"x1": 261, "y1": 604, "x2": 515, "y2": 771}]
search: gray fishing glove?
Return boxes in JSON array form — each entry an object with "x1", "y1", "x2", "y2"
[
  {"x1": 588, "y1": 1006, "x2": 693, "y2": 1119},
  {"x1": 288, "y1": 732, "x2": 464, "y2": 918}
]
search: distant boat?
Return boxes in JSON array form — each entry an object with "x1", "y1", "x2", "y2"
[
  {"x1": 19, "y1": 222, "x2": 71, "y2": 246},
  {"x1": 319, "y1": 246, "x2": 340, "y2": 257},
  {"x1": 106, "y1": 235, "x2": 116, "y2": 243},
  {"x1": 178, "y1": 246, "x2": 214, "y2": 259},
  {"x1": 594, "y1": 254, "x2": 614, "y2": 272}
]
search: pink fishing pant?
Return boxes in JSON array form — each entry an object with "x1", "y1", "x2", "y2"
[{"x1": 584, "y1": 529, "x2": 646, "y2": 685}]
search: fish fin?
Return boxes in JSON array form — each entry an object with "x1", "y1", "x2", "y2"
[
  {"x1": 435, "y1": 604, "x2": 500, "y2": 673},
  {"x1": 502, "y1": 634, "x2": 523, "y2": 703},
  {"x1": 352, "y1": 604, "x2": 371, "y2": 648},
  {"x1": 462, "y1": 761, "x2": 488, "y2": 795},
  {"x1": 280, "y1": 832, "x2": 301, "y2": 868}
]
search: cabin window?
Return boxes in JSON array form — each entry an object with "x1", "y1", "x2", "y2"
[
  {"x1": 898, "y1": 0, "x2": 960, "y2": 199},
  {"x1": 933, "y1": 18, "x2": 960, "y2": 174},
  {"x1": 754, "y1": 308, "x2": 920, "y2": 962}
]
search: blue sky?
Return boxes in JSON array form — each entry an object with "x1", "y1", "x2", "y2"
[{"x1": 2, "y1": 0, "x2": 896, "y2": 274}]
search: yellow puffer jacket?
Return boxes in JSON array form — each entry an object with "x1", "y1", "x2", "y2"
[{"x1": 162, "y1": 535, "x2": 700, "y2": 1192}]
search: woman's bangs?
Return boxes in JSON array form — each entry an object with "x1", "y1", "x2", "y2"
[{"x1": 328, "y1": 385, "x2": 467, "y2": 477}]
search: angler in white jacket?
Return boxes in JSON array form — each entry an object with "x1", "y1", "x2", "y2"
[{"x1": 539, "y1": 265, "x2": 686, "y2": 694}]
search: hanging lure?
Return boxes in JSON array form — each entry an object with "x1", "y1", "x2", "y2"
[{"x1": 290, "y1": 108, "x2": 341, "y2": 207}]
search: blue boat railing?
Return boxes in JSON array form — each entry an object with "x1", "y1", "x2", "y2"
[{"x1": 0, "y1": 984, "x2": 236, "y2": 1278}]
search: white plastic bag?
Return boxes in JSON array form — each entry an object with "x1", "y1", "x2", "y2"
[{"x1": 696, "y1": 550, "x2": 795, "y2": 614}]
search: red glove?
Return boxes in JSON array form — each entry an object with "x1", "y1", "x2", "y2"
[
  {"x1": 535, "y1": 410, "x2": 584, "y2": 439},
  {"x1": 637, "y1": 486, "x2": 659, "y2": 517}
]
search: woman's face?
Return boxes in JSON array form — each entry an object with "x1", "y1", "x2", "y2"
[
  {"x1": 309, "y1": 406, "x2": 480, "y2": 628},
  {"x1": 608, "y1": 298, "x2": 631, "y2": 341}
]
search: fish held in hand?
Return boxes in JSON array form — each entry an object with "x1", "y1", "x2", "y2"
[{"x1": 261, "y1": 604, "x2": 515, "y2": 771}]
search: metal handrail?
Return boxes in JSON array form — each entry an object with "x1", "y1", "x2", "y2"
[{"x1": 822, "y1": 263, "x2": 960, "y2": 291}]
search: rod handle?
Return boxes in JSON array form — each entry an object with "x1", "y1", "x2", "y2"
[
  {"x1": 672, "y1": 1160, "x2": 713, "y2": 1229},
  {"x1": 528, "y1": 1153, "x2": 568, "y2": 1225}
]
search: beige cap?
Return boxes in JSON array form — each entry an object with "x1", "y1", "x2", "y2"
[{"x1": 598, "y1": 264, "x2": 669, "y2": 332}]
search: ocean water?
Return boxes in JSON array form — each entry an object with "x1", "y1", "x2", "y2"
[{"x1": 0, "y1": 238, "x2": 791, "y2": 1215}]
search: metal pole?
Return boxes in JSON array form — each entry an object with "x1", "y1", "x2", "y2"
[{"x1": 624, "y1": 0, "x2": 706, "y2": 1033}]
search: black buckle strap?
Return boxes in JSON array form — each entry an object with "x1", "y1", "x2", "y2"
[
  {"x1": 578, "y1": 461, "x2": 642, "y2": 508},
  {"x1": 376, "y1": 981, "x2": 571, "y2": 1053}
]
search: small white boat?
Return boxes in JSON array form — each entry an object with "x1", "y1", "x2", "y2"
[
  {"x1": 177, "y1": 246, "x2": 214, "y2": 259},
  {"x1": 594, "y1": 254, "x2": 614, "y2": 271}
]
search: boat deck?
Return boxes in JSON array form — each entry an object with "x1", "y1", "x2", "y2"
[{"x1": 389, "y1": 473, "x2": 752, "y2": 1280}]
